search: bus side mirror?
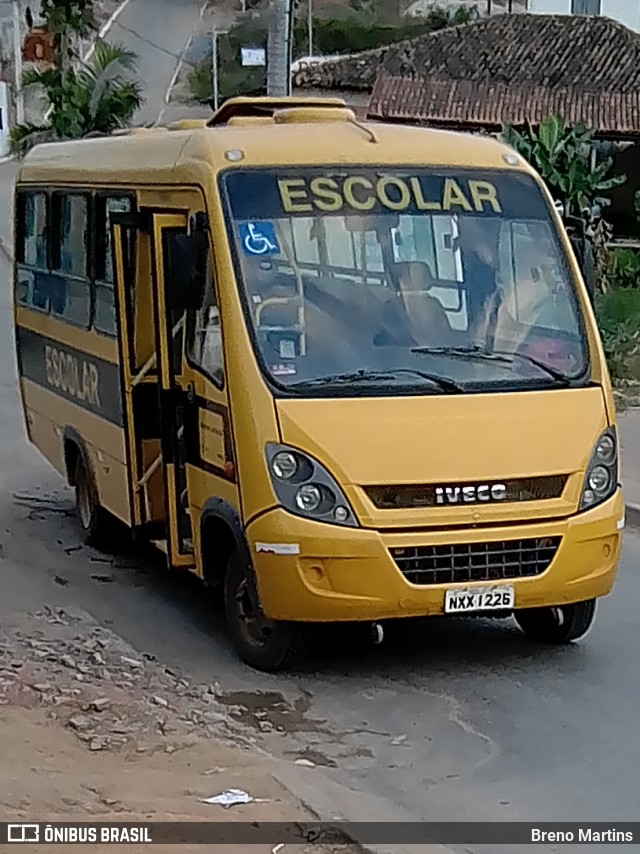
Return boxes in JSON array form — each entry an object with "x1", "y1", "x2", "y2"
[{"x1": 570, "y1": 235, "x2": 596, "y2": 302}]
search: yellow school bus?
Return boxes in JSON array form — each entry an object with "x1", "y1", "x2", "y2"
[{"x1": 13, "y1": 97, "x2": 624, "y2": 670}]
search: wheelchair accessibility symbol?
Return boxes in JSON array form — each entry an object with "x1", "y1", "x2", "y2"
[{"x1": 238, "y1": 222, "x2": 280, "y2": 257}]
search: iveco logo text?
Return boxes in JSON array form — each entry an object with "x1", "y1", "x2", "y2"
[{"x1": 435, "y1": 484, "x2": 508, "y2": 505}]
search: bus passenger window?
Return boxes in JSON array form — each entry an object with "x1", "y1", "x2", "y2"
[
  {"x1": 186, "y1": 249, "x2": 223, "y2": 386},
  {"x1": 16, "y1": 192, "x2": 48, "y2": 307},
  {"x1": 95, "y1": 196, "x2": 132, "y2": 336},
  {"x1": 51, "y1": 194, "x2": 90, "y2": 327}
]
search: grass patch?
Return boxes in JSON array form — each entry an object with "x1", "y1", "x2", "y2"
[{"x1": 595, "y1": 287, "x2": 640, "y2": 385}]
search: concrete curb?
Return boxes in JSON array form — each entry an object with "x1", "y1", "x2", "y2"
[{"x1": 272, "y1": 760, "x2": 455, "y2": 854}]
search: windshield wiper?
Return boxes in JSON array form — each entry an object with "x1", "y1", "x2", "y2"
[
  {"x1": 288, "y1": 368, "x2": 464, "y2": 393},
  {"x1": 411, "y1": 345, "x2": 571, "y2": 386}
]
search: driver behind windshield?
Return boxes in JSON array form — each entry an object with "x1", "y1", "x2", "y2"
[{"x1": 456, "y1": 217, "x2": 502, "y2": 348}]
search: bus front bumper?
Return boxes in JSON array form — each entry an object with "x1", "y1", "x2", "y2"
[{"x1": 247, "y1": 490, "x2": 624, "y2": 622}]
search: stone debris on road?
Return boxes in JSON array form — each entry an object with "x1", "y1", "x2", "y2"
[
  {"x1": 0, "y1": 605, "x2": 249, "y2": 756},
  {"x1": 0, "y1": 605, "x2": 362, "y2": 854}
]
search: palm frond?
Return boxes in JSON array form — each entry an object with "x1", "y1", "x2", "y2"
[{"x1": 10, "y1": 123, "x2": 58, "y2": 156}]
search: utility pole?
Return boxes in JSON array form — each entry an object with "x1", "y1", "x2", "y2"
[
  {"x1": 211, "y1": 29, "x2": 219, "y2": 111},
  {"x1": 266, "y1": 0, "x2": 291, "y2": 97},
  {"x1": 307, "y1": 0, "x2": 313, "y2": 57},
  {"x1": 11, "y1": 0, "x2": 24, "y2": 124}
]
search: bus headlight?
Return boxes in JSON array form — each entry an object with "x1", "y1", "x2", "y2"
[
  {"x1": 266, "y1": 443, "x2": 358, "y2": 527},
  {"x1": 295, "y1": 484, "x2": 323, "y2": 513},
  {"x1": 271, "y1": 451, "x2": 299, "y2": 480},
  {"x1": 580, "y1": 428, "x2": 618, "y2": 511}
]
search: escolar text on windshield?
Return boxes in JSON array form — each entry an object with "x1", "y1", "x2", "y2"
[
  {"x1": 222, "y1": 168, "x2": 550, "y2": 221},
  {"x1": 278, "y1": 176, "x2": 501, "y2": 215}
]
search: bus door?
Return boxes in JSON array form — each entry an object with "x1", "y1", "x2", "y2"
[
  {"x1": 150, "y1": 212, "x2": 195, "y2": 567},
  {"x1": 111, "y1": 211, "x2": 194, "y2": 569}
]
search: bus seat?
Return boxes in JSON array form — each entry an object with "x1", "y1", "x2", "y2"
[{"x1": 394, "y1": 261, "x2": 454, "y2": 346}]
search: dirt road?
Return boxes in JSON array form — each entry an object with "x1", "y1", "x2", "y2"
[{"x1": 0, "y1": 606, "x2": 359, "y2": 854}]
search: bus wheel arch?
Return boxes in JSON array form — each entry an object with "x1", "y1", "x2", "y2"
[
  {"x1": 62, "y1": 429, "x2": 107, "y2": 547},
  {"x1": 199, "y1": 499, "x2": 242, "y2": 589},
  {"x1": 199, "y1": 499, "x2": 307, "y2": 672},
  {"x1": 63, "y1": 429, "x2": 85, "y2": 488}
]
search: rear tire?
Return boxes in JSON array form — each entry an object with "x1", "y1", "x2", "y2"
[
  {"x1": 514, "y1": 599, "x2": 596, "y2": 644},
  {"x1": 74, "y1": 456, "x2": 109, "y2": 548},
  {"x1": 223, "y1": 548, "x2": 307, "y2": 672}
]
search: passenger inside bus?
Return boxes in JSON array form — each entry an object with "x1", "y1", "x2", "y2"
[{"x1": 373, "y1": 261, "x2": 454, "y2": 348}]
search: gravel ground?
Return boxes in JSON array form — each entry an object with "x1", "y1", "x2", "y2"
[
  {"x1": 0, "y1": 605, "x2": 359, "y2": 853},
  {"x1": 0, "y1": 605, "x2": 254, "y2": 754}
]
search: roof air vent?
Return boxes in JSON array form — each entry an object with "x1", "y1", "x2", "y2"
[{"x1": 273, "y1": 106, "x2": 356, "y2": 124}]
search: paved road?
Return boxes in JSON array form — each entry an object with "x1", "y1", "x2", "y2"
[
  {"x1": 2, "y1": 236, "x2": 638, "y2": 847},
  {"x1": 102, "y1": 0, "x2": 206, "y2": 124}
]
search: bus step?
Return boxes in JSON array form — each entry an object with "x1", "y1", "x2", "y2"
[
  {"x1": 138, "y1": 521, "x2": 166, "y2": 539},
  {"x1": 150, "y1": 539, "x2": 169, "y2": 555}
]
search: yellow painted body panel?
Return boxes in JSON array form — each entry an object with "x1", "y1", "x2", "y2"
[
  {"x1": 276, "y1": 387, "x2": 608, "y2": 529},
  {"x1": 13, "y1": 98, "x2": 622, "y2": 621},
  {"x1": 247, "y1": 491, "x2": 623, "y2": 621},
  {"x1": 21, "y1": 379, "x2": 130, "y2": 524}
]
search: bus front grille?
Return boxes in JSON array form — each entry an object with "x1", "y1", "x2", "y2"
[
  {"x1": 366, "y1": 476, "x2": 568, "y2": 509},
  {"x1": 391, "y1": 536, "x2": 562, "y2": 586}
]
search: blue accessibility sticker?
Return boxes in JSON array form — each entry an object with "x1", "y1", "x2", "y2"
[{"x1": 238, "y1": 221, "x2": 280, "y2": 257}]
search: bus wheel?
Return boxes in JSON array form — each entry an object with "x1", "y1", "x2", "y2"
[
  {"x1": 74, "y1": 457, "x2": 107, "y2": 547},
  {"x1": 224, "y1": 549, "x2": 306, "y2": 672},
  {"x1": 514, "y1": 599, "x2": 596, "y2": 644}
]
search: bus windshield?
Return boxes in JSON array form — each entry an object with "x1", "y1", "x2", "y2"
[{"x1": 221, "y1": 167, "x2": 589, "y2": 395}]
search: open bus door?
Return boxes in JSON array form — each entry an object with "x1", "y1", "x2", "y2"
[{"x1": 111, "y1": 210, "x2": 195, "y2": 569}]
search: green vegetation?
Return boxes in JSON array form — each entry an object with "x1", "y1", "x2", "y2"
[
  {"x1": 11, "y1": 0, "x2": 142, "y2": 154},
  {"x1": 501, "y1": 116, "x2": 624, "y2": 220},
  {"x1": 596, "y1": 286, "x2": 640, "y2": 384},
  {"x1": 189, "y1": 3, "x2": 478, "y2": 105},
  {"x1": 502, "y1": 116, "x2": 640, "y2": 388}
]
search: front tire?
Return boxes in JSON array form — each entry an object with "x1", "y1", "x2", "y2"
[
  {"x1": 74, "y1": 456, "x2": 109, "y2": 548},
  {"x1": 223, "y1": 548, "x2": 307, "y2": 672},
  {"x1": 514, "y1": 599, "x2": 596, "y2": 644}
]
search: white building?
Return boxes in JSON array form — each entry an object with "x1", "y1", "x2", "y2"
[{"x1": 529, "y1": 0, "x2": 640, "y2": 33}]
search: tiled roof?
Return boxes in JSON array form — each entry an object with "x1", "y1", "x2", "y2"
[
  {"x1": 369, "y1": 74, "x2": 640, "y2": 135},
  {"x1": 295, "y1": 14, "x2": 640, "y2": 135},
  {"x1": 379, "y1": 14, "x2": 640, "y2": 93}
]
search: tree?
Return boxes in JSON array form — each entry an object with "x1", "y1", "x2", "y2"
[
  {"x1": 501, "y1": 116, "x2": 625, "y2": 219},
  {"x1": 11, "y1": 0, "x2": 142, "y2": 153},
  {"x1": 39, "y1": 0, "x2": 97, "y2": 70},
  {"x1": 422, "y1": 3, "x2": 479, "y2": 27},
  {"x1": 11, "y1": 42, "x2": 143, "y2": 154},
  {"x1": 189, "y1": 2, "x2": 480, "y2": 105},
  {"x1": 348, "y1": 0, "x2": 378, "y2": 26}
]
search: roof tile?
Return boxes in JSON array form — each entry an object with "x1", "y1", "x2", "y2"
[{"x1": 295, "y1": 14, "x2": 640, "y2": 134}]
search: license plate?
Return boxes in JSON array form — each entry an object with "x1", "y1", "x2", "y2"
[{"x1": 444, "y1": 585, "x2": 515, "y2": 614}]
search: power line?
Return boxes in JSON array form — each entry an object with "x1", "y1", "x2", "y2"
[{"x1": 107, "y1": 19, "x2": 209, "y2": 71}]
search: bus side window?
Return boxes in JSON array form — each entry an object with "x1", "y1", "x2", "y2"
[
  {"x1": 50, "y1": 193, "x2": 90, "y2": 327},
  {"x1": 94, "y1": 195, "x2": 132, "y2": 336},
  {"x1": 186, "y1": 248, "x2": 223, "y2": 387},
  {"x1": 15, "y1": 191, "x2": 48, "y2": 309}
]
